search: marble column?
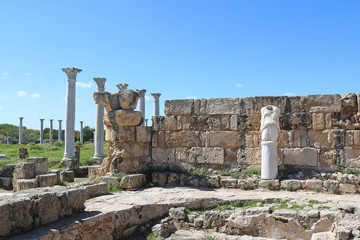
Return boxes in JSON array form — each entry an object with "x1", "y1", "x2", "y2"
[
  {"x1": 49, "y1": 119, "x2": 53, "y2": 142},
  {"x1": 18, "y1": 117, "x2": 24, "y2": 144},
  {"x1": 260, "y1": 105, "x2": 280, "y2": 179},
  {"x1": 80, "y1": 121, "x2": 83, "y2": 143},
  {"x1": 151, "y1": 93, "x2": 161, "y2": 116},
  {"x1": 136, "y1": 89, "x2": 146, "y2": 126},
  {"x1": 58, "y1": 120, "x2": 62, "y2": 142},
  {"x1": 145, "y1": 119, "x2": 148, "y2": 127},
  {"x1": 92, "y1": 77, "x2": 106, "y2": 163},
  {"x1": 62, "y1": 67, "x2": 82, "y2": 168},
  {"x1": 40, "y1": 119, "x2": 44, "y2": 144}
]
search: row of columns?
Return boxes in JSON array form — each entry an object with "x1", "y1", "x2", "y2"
[{"x1": 18, "y1": 117, "x2": 84, "y2": 144}]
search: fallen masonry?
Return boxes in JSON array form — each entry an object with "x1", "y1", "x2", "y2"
[{"x1": 6, "y1": 187, "x2": 360, "y2": 240}]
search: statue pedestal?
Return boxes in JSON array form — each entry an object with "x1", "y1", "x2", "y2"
[{"x1": 261, "y1": 141, "x2": 278, "y2": 179}]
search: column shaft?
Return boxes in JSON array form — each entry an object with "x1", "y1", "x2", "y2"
[
  {"x1": 50, "y1": 119, "x2": 53, "y2": 142},
  {"x1": 18, "y1": 117, "x2": 23, "y2": 144},
  {"x1": 80, "y1": 121, "x2": 83, "y2": 143},
  {"x1": 40, "y1": 119, "x2": 44, "y2": 144}
]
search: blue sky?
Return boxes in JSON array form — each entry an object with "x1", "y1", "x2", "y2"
[{"x1": 0, "y1": 1, "x2": 359, "y2": 130}]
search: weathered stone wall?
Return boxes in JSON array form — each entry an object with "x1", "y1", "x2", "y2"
[{"x1": 151, "y1": 93, "x2": 360, "y2": 171}]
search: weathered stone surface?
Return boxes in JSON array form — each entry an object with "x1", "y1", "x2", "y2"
[
  {"x1": 273, "y1": 209, "x2": 297, "y2": 218},
  {"x1": 337, "y1": 201, "x2": 355, "y2": 213},
  {"x1": 189, "y1": 115, "x2": 230, "y2": 131},
  {"x1": 48, "y1": 169, "x2": 60, "y2": 181},
  {"x1": 60, "y1": 171, "x2": 74, "y2": 182},
  {"x1": 152, "y1": 148, "x2": 175, "y2": 164},
  {"x1": 164, "y1": 116, "x2": 178, "y2": 130},
  {"x1": 165, "y1": 131, "x2": 201, "y2": 148},
  {"x1": 189, "y1": 147, "x2": 224, "y2": 164},
  {"x1": 18, "y1": 148, "x2": 28, "y2": 159},
  {"x1": 88, "y1": 165, "x2": 105, "y2": 181},
  {"x1": 168, "y1": 173, "x2": 180, "y2": 185},
  {"x1": 194, "y1": 99, "x2": 207, "y2": 115},
  {"x1": 152, "y1": 172, "x2": 168, "y2": 186},
  {"x1": 246, "y1": 207, "x2": 271, "y2": 215},
  {"x1": 27, "y1": 157, "x2": 48, "y2": 176},
  {"x1": 82, "y1": 182, "x2": 108, "y2": 199},
  {"x1": 230, "y1": 114, "x2": 238, "y2": 130},
  {"x1": 259, "y1": 179, "x2": 280, "y2": 189},
  {"x1": 306, "y1": 94, "x2": 341, "y2": 113},
  {"x1": 15, "y1": 178, "x2": 38, "y2": 191},
  {"x1": 0, "y1": 177, "x2": 12, "y2": 189},
  {"x1": 312, "y1": 113, "x2": 325, "y2": 130},
  {"x1": 319, "y1": 149, "x2": 336, "y2": 168},
  {"x1": 13, "y1": 162, "x2": 35, "y2": 179},
  {"x1": 175, "y1": 148, "x2": 189, "y2": 163},
  {"x1": 339, "y1": 183, "x2": 357, "y2": 194},
  {"x1": 1, "y1": 164, "x2": 15, "y2": 177},
  {"x1": 120, "y1": 174, "x2": 146, "y2": 189},
  {"x1": 323, "y1": 180, "x2": 339, "y2": 190},
  {"x1": 281, "y1": 179, "x2": 301, "y2": 190},
  {"x1": 101, "y1": 176, "x2": 122, "y2": 187},
  {"x1": 206, "y1": 98, "x2": 243, "y2": 115},
  {"x1": 283, "y1": 147, "x2": 317, "y2": 166},
  {"x1": 37, "y1": 173, "x2": 57, "y2": 187},
  {"x1": 220, "y1": 178, "x2": 237, "y2": 188},
  {"x1": 209, "y1": 131, "x2": 244, "y2": 148},
  {"x1": 336, "y1": 226, "x2": 351, "y2": 240},
  {"x1": 325, "y1": 129, "x2": 345, "y2": 149},
  {"x1": 103, "y1": 110, "x2": 142, "y2": 127},
  {"x1": 165, "y1": 100, "x2": 194, "y2": 116},
  {"x1": 169, "y1": 207, "x2": 187, "y2": 220},
  {"x1": 245, "y1": 132, "x2": 261, "y2": 148},
  {"x1": 136, "y1": 126, "x2": 151, "y2": 142},
  {"x1": 237, "y1": 147, "x2": 261, "y2": 166},
  {"x1": 302, "y1": 179, "x2": 323, "y2": 190}
]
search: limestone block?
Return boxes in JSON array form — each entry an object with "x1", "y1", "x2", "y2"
[
  {"x1": 345, "y1": 130, "x2": 354, "y2": 146},
  {"x1": 1, "y1": 164, "x2": 15, "y2": 177},
  {"x1": 230, "y1": 114, "x2": 238, "y2": 130},
  {"x1": 246, "y1": 207, "x2": 271, "y2": 215},
  {"x1": 169, "y1": 207, "x2": 187, "y2": 220},
  {"x1": 339, "y1": 183, "x2": 357, "y2": 194},
  {"x1": 117, "y1": 157, "x2": 141, "y2": 173},
  {"x1": 165, "y1": 131, "x2": 201, "y2": 147},
  {"x1": 152, "y1": 116, "x2": 165, "y2": 131},
  {"x1": 133, "y1": 143, "x2": 150, "y2": 157},
  {"x1": 175, "y1": 148, "x2": 189, "y2": 163},
  {"x1": 112, "y1": 126, "x2": 135, "y2": 141},
  {"x1": 27, "y1": 157, "x2": 48, "y2": 176},
  {"x1": 323, "y1": 180, "x2": 339, "y2": 190},
  {"x1": 152, "y1": 131, "x2": 165, "y2": 148},
  {"x1": 74, "y1": 166, "x2": 88, "y2": 178},
  {"x1": 152, "y1": 148, "x2": 175, "y2": 164},
  {"x1": 152, "y1": 172, "x2": 168, "y2": 185},
  {"x1": 325, "y1": 113, "x2": 332, "y2": 129},
  {"x1": 206, "y1": 98, "x2": 243, "y2": 115},
  {"x1": 344, "y1": 147, "x2": 360, "y2": 168},
  {"x1": 164, "y1": 99, "x2": 194, "y2": 116},
  {"x1": 220, "y1": 178, "x2": 237, "y2": 188},
  {"x1": 224, "y1": 148, "x2": 238, "y2": 163},
  {"x1": 289, "y1": 130, "x2": 308, "y2": 148},
  {"x1": 83, "y1": 183, "x2": 108, "y2": 199},
  {"x1": 358, "y1": 93, "x2": 360, "y2": 113},
  {"x1": 103, "y1": 110, "x2": 142, "y2": 127},
  {"x1": 101, "y1": 176, "x2": 122, "y2": 187},
  {"x1": 189, "y1": 115, "x2": 227, "y2": 131},
  {"x1": 88, "y1": 165, "x2": 105, "y2": 181},
  {"x1": 209, "y1": 131, "x2": 244, "y2": 148},
  {"x1": 0, "y1": 177, "x2": 12, "y2": 189},
  {"x1": 302, "y1": 179, "x2": 322, "y2": 190},
  {"x1": 325, "y1": 129, "x2": 345, "y2": 149},
  {"x1": 176, "y1": 115, "x2": 189, "y2": 130},
  {"x1": 13, "y1": 162, "x2": 35, "y2": 179},
  {"x1": 194, "y1": 99, "x2": 207, "y2": 115},
  {"x1": 60, "y1": 171, "x2": 74, "y2": 182},
  {"x1": 306, "y1": 94, "x2": 341, "y2": 113},
  {"x1": 308, "y1": 130, "x2": 328, "y2": 148},
  {"x1": 283, "y1": 147, "x2": 318, "y2": 166},
  {"x1": 237, "y1": 147, "x2": 261, "y2": 165},
  {"x1": 37, "y1": 173, "x2": 57, "y2": 187},
  {"x1": 272, "y1": 209, "x2": 297, "y2": 218},
  {"x1": 259, "y1": 179, "x2": 280, "y2": 189},
  {"x1": 280, "y1": 180, "x2": 301, "y2": 190},
  {"x1": 168, "y1": 173, "x2": 180, "y2": 185},
  {"x1": 278, "y1": 130, "x2": 290, "y2": 148},
  {"x1": 188, "y1": 147, "x2": 224, "y2": 164},
  {"x1": 290, "y1": 111, "x2": 311, "y2": 129},
  {"x1": 15, "y1": 178, "x2": 38, "y2": 191},
  {"x1": 319, "y1": 149, "x2": 336, "y2": 167},
  {"x1": 164, "y1": 116, "x2": 177, "y2": 130},
  {"x1": 312, "y1": 113, "x2": 325, "y2": 130},
  {"x1": 120, "y1": 174, "x2": 146, "y2": 189},
  {"x1": 245, "y1": 131, "x2": 261, "y2": 148},
  {"x1": 48, "y1": 169, "x2": 61, "y2": 181}
]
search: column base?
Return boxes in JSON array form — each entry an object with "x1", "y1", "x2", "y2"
[
  {"x1": 91, "y1": 155, "x2": 105, "y2": 165},
  {"x1": 62, "y1": 157, "x2": 80, "y2": 170}
]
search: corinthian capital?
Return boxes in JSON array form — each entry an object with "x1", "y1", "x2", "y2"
[
  {"x1": 62, "y1": 67, "x2": 82, "y2": 81},
  {"x1": 94, "y1": 78, "x2": 106, "y2": 92}
]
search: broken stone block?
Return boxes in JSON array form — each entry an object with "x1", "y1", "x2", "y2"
[
  {"x1": 152, "y1": 148, "x2": 176, "y2": 164},
  {"x1": 169, "y1": 207, "x2": 187, "y2": 220},
  {"x1": 88, "y1": 165, "x2": 105, "y2": 181},
  {"x1": 273, "y1": 209, "x2": 297, "y2": 218},
  {"x1": 15, "y1": 178, "x2": 38, "y2": 191},
  {"x1": 1, "y1": 164, "x2": 15, "y2": 177},
  {"x1": 220, "y1": 178, "x2": 237, "y2": 188},
  {"x1": 165, "y1": 131, "x2": 201, "y2": 148},
  {"x1": 209, "y1": 131, "x2": 244, "y2": 148},
  {"x1": 168, "y1": 173, "x2": 180, "y2": 185},
  {"x1": 283, "y1": 147, "x2": 317, "y2": 166},
  {"x1": 339, "y1": 183, "x2": 357, "y2": 194},
  {"x1": 48, "y1": 169, "x2": 60, "y2": 181},
  {"x1": 18, "y1": 148, "x2": 28, "y2": 159},
  {"x1": 60, "y1": 171, "x2": 74, "y2": 182},
  {"x1": 152, "y1": 172, "x2": 168, "y2": 186},
  {"x1": 164, "y1": 116, "x2": 177, "y2": 131},
  {"x1": 206, "y1": 98, "x2": 243, "y2": 115},
  {"x1": 164, "y1": 99, "x2": 194, "y2": 116},
  {"x1": 101, "y1": 176, "x2": 122, "y2": 187},
  {"x1": 0, "y1": 177, "x2": 12, "y2": 189},
  {"x1": 335, "y1": 226, "x2": 351, "y2": 240},
  {"x1": 302, "y1": 179, "x2": 323, "y2": 190},
  {"x1": 13, "y1": 162, "x2": 35, "y2": 179},
  {"x1": 281, "y1": 179, "x2": 301, "y2": 190},
  {"x1": 337, "y1": 201, "x2": 355, "y2": 213},
  {"x1": 136, "y1": 126, "x2": 151, "y2": 142},
  {"x1": 27, "y1": 157, "x2": 48, "y2": 176},
  {"x1": 120, "y1": 174, "x2": 146, "y2": 189},
  {"x1": 323, "y1": 180, "x2": 339, "y2": 190},
  {"x1": 230, "y1": 115, "x2": 238, "y2": 130},
  {"x1": 188, "y1": 147, "x2": 224, "y2": 164},
  {"x1": 193, "y1": 99, "x2": 207, "y2": 115},
  {"x1": 325, "y1": 129, "x2": 345, "y2": 149},
  {"x1": 83, "y1": 183, "x2": 108, "y2": 199},
  {"x1": 37, "y1": 173, "x2": 57, "y2": 187},
  {"x1": 312, "y1": 113, "x2": 325, "y2": 130},
  {"x1": 259, "y1": 179, "x2": 280, "y2": 189},
  {"x1": 246, "y1": 207, "x2": 271, "y2": 215}
]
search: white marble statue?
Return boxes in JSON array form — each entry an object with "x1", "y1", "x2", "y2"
[{"x1": 260, "y1": 105, "x2": 280, "y2": 179}]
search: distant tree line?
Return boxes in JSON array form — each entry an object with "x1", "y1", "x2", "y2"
[{"x1": 0, "y1": 123, "x2": 95, "y2": 143}]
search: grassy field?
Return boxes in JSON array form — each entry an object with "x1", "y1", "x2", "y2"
[{"x1": 0, "y1": 141, "x2": 108, "y2": 169}]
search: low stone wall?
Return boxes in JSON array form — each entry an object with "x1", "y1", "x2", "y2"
[{"x1": 151, "y1": 94, "x2": 360, "y2": 171}]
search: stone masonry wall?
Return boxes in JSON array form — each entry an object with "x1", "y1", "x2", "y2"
[{"x1": 151, "y1": 93, "x2": 360, "y2": 171}]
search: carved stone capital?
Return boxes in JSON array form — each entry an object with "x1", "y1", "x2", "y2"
[
  {"x1": 62, "y1": 67, "x2": 82, "y2": 81},
  {"x1": 94, "y1": 78, "x2": 106, "y2": 92},
  {"x1": 117, "y1": 83, "x2": 128, "y2": 92},
  {"x1": 151, "y1": 93, "x2": 161, "y2": 101},
  {"x1": 136, "y1": 89, "x2": 146, "y2": 97}
]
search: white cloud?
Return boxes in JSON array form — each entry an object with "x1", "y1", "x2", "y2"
[
  {"x1": 185, "y1": 96, "x2": 197, "y2": 99},
  {"x1": 25, "y1": 73, "x2": 32, "y2": 76},
  {"x1": 76, "y1": 81, "x2": 93, "y2": 88},
  {"x1": 236, "y1": 83, "x2": 244, "y2": 88},
  {"x1": 17, "y1": 91, "x2": 27, "y2": 98},
  {"x1": 0, "y1": 106, "x2": 3, "y2": 110},
  {"x1": 0, "y1": 94, "x2": 6, "y2": 99},
  {"x1": 283, "y1": 92, "x2": 297, "y2": 96},
  {"x1": 145, "y1": 96, "x2": 151, "y2": 101},
  {"x1": 31, "y1": 93, "x2": 40, "y2": 98},
  {"x1": 1, "y1": 72, "x2": 8, "y2": 76}
]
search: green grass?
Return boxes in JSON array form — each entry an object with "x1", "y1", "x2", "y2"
[
  {"x1": 345, "y1": 168, "x2": 360, "y2": 176},
  {"x1": 147, "y1": 232, "x2": 158, "y2": 240},
  {"x1": 108, "y1": 183, "x2": 122, "y2": 193},
  {"x1": 188, "y1": 167, "x2": 207, "y2": 177},
  {"x1": 112, "y1": 172, "x2": 127, "y2": 178},
  {"x1": 0, "y1": 142, "x2": 108, "y2": 169}
]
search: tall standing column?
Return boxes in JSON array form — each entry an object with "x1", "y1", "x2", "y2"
[
  {"x1": 92, "y1": 77, "x2": 106, "y2": 163},
  {"x1": 137, "y1": 89, "x2": 146, "y2": 126},
  {"x1": 151, "y1": 93, "x2": 161, "y2": 116},
  {"x1": 58, "y1": 120, "x2": 62, "y2": 142},
  {"x1": 80, "y1": 121, "x2": 84, "y2": 143},
  {"x1": 49, "y1": 119, "x2": 53, "y2": 142},
  {"x1": 18, "y1": 117, "x2": 24, "y2": 144},
  {"x1": 62, "y1": 67, "x2": 82, "y2": 167},
  {"x1": 40, "y1": 119, "x2": 44, "y2": 144}
]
